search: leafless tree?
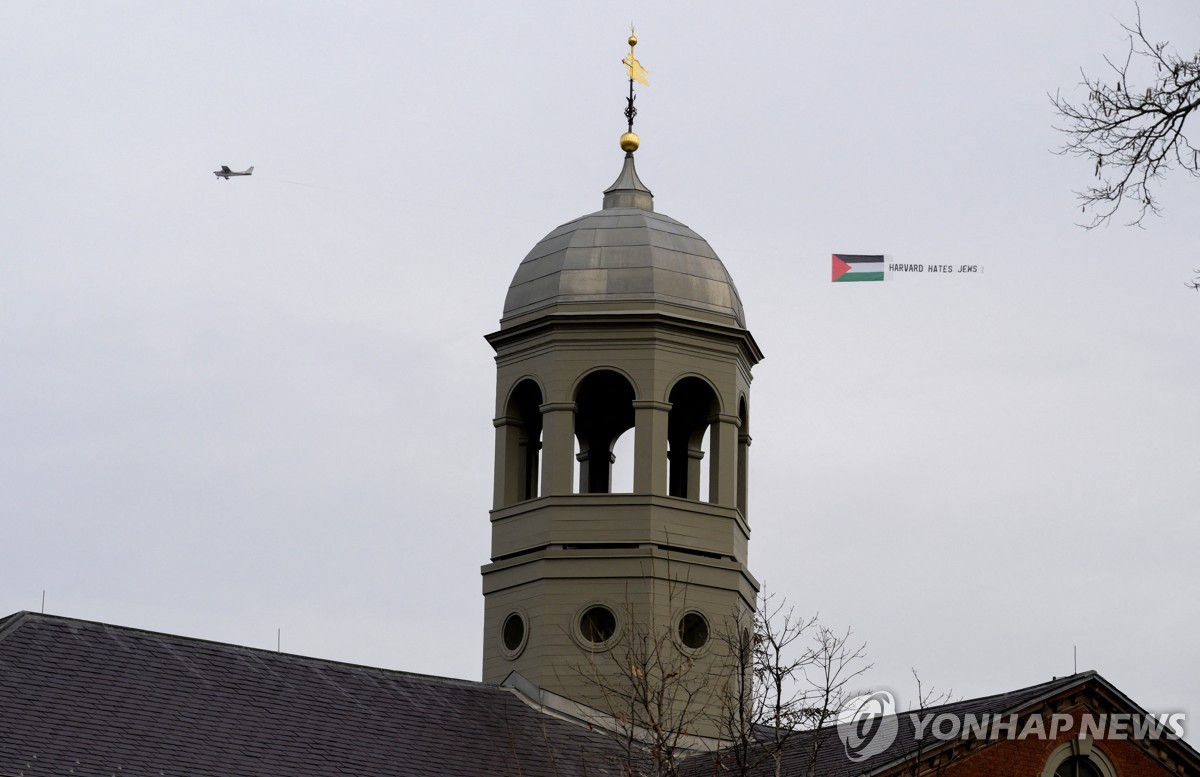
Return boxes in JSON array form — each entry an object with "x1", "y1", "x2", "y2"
[
  {"x1": 1052, "y1": 4, "x2": 1200, "y2": 228},
  {"x1": 896, "y1": 670, "x2": 959, "y2": 777},
  {"x1": 574, "y1": 586, "x2": 870, "y2": 777},
  {"x1": 712, "y1": 588, "x2": 871, "y2": 777},
  {"x1": 576, "y1": 592, "x2": 726, "y2": 777}
]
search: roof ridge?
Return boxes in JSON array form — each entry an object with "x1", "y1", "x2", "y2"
[
  {"x1": 899, "y1": 671, "x2": 1098, "y2": 716},
  {"x1": 860, "y1": 671, "x2": 1200, "y2": 777},
  {"x1": 9, "y1": 611, "x2": 499, "y2": 690},
  {"x1": 0, "y1": 611, "x2": 32, "y2": 642}
]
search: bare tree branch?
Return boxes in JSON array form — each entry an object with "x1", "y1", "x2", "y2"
[
  {"x1": 898, "y1": 670, "x2": 960, "y2": 777},
  {"x1": 573, "y1": 581, "x2": 873, "y2": 777},
  {"x1": 1052, "y1": 3, "x2": 1200, "y2": 227},
  {"x1": 573, "y1": 583, "x2": 731, "y2": 777},
  {"x1": 712, "y1": 586, "x2": 871, "y2": 777}
]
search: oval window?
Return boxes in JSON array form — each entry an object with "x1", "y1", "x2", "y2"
[
  {"x1": 678, "y1": 611, "x2": 709, "y2": 650},
  {"x1": 502, "y1": 612, "x2": 526, "y2": 653}
]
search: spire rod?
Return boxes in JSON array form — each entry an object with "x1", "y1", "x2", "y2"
[
  {"x1": 620, "y1": 28, "x2": 648, "y2": 155},
  {"x1": 626, "y1": 70, "x2": 636, "y2": 134}
]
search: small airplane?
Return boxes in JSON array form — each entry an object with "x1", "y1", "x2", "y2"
[{"x1": 213, "y1": 165, "x2": 254, "y2": 180}]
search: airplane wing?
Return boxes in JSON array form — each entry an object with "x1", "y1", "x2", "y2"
[{"x1": 220, "y1": 166, "x2": 231, "y2": 173}]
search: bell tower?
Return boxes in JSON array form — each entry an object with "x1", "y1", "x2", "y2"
[{"x1": 481, "y1": 35, "x2": 762, "y2": 740}]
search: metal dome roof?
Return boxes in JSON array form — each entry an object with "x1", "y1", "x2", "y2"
[{"x1": 501, "y1": 155, "x2": 746, "y2": 328}]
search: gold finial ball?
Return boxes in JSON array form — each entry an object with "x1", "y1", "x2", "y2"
[
  {"x1": 628, "y1": 34, "x2": 637, "y2": 47},
  {"x1": 620, "y1": 132, "x2": 640, "y2": 152}
]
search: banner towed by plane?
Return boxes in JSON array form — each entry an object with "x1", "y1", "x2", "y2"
[
  {"x1": 831, "y1": 254, "x2": 884, "y2": 282},
  {"x1": 832, "y1": 254, "x2": 984, "y2": 282}
]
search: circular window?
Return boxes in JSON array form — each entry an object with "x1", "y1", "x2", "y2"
[
  {"x1": 500, "y1": 611, "x2": 528, "y2": 658},
  {"x1": 579, "y1": 606, "x2": 617, "y2": 645},
  {"x1": 678, "y1": 611, "x2": 709, "y2": 650}
]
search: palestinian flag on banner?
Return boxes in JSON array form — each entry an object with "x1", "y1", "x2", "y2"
[{"x1": 832, "y1": 254, "x2": 885, "y2": 282}]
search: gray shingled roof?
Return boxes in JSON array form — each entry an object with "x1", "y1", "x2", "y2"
[
  {"x1": 0, "y1": 612, "x2": 626, "y2": 777},
  {"x1": 5, "y1": 613, "x2": 1196, "y2": 777}
]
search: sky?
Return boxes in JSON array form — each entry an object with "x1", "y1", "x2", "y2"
[{"x1": 2, "y1": 0, "x2": 1198, "y2": 743}]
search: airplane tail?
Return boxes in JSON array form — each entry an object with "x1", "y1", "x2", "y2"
[{"x1": 246, "y1": 166, "x2": 254, "y2": 174}]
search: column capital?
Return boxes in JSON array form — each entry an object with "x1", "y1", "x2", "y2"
[
  {"x1": 539, "y1": 401, "x2": 577, "y2": 414},
  {"x1": 707, "y1": 413, "x2": 742, "y2": 427},
  {"x1": 493, "y1": 415, "x2": 524, "y2": 428},
  {"x1": 632, "y1": 400, "x2": 672, "y2": 412}
]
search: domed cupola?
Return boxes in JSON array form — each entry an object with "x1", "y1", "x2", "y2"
[
  {"x1": 481, "y1": 34, "x2": 762, "y2": 743},
  {"x1": 501, "y1": 152, "x2": 747, "y2": 328}
]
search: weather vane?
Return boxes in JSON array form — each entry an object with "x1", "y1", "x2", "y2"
[{"x1": 620, "y1": 27, "x2": 648, "y2": 154}]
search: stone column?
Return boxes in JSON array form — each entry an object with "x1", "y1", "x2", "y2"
[
  {"x1": 737, "y1": 431, "x2": 752, "y2": 517},
  {"x1": 632, "y1": 400, "x2": 671, "y2": 495},
  {"x1": 707, "y1": 413, "x2": 741, "y2": 507},
  {"x1": 577, "y1": 449, "x2": 617, "y2": 493},
  {"x1": 492, "y1": 415, "x2": 522, "y2": 509},
  {"x1": 520, "y1": 436, "x2": 541, "y2": 500},
  {"x1": 686, "y1": 448, "x2": 705, "y2": 501},
  {"x1": 539, "y1": 402, "x2": 577, "y2": 496}
]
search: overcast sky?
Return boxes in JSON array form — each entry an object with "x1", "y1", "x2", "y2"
[{"x1": 2, "y1": 0, "x2": 1198, "y2": 741}]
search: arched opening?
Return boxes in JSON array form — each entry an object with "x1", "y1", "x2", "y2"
[
  {"x1": 502, "y1": 379, "x2": 543, "y2": 504},
  {"x1": 737, "y1": 395, "x2": 750, "y2": 516},
  {"x1": 667, "y1": 377, "x2": 719, "y2": 501},
  {"x1": 574, "y1": 370, "x2": 635, "y2": 494},
  {"x1": 1040, "y1": 741, "x2": 1118, "y2": 777},
  {"x1": 1055, "y1": 758, "x2": 1103, "y2": 777},
  {"x1": 610, "y1": 428, "x2": 635, "y2": 493}
]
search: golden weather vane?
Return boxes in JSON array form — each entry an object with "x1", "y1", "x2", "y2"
[
  {"x1": 622, "y1": 29, "x2": 649, "y2": 86},
  {"x1": 620, "y1": 28, "x2": 648, "y2": 153}
]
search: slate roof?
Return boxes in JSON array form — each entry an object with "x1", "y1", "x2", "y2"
[
  {"x1": 5, "y1": 612, "x2": 1197, "y2": 777},
  {"x1": 0, "y1": 612, "x2": 626, "y2": 777}
]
